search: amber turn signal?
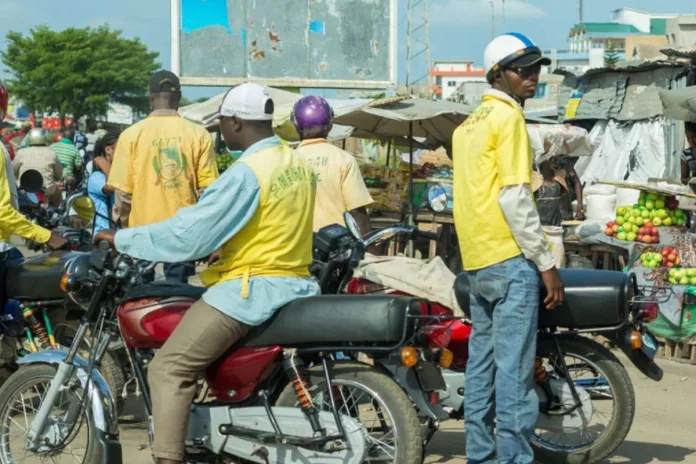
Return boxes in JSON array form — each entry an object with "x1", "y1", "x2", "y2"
[
  {"x1": 60, "y1": 274, "x2": 71, "y2": 293},
  {"x1": 438, "y1": 348, "x2": 454, "y2": 369},
  {"x1": 630, "y1": 331, "x2": 642, "y2": 350},
  {"x1": 401, "y1": 347, "x2": 419, "y2": 368}
]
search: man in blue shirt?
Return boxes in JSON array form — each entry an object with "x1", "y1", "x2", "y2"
[
  {"x1": 95, "y1": 84, "x2": 319, "y2": 463},
  {"x1": 87, "y1": 132, "x2": 117, "y2": 236}
]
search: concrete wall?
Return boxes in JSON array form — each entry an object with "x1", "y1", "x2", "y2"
[
  {"x1": 625, "y1": 35, "x2": 669, "y2": 58},
  {"x1": 612, "y1": 9, "x2": 652, "y2": 33},
  {"x1": 436, "y1": 75, "x2": 487, "y2": 101},
  {"x1": 666, "y1": 15, "x2": 696, "y2": 47}
]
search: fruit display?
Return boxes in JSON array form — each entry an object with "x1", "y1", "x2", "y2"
[
  {"x1": 619, "y1": 192, "x2": 686, "y2": 228},
  {"x1": 604, "y1": 219, "x2": 660, "y2": 243},
  {"x1": 639, "y1": 247, "x2": 680, "y2": 269},
  {"x1": 216, "y1": 151, "x2": 235, "y2": 171},
  {"x1": 668, "y1": 268, "x2": 696, "y2": 285}
]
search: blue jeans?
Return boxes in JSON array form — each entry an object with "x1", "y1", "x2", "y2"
[
  {"x1": 142, "y1": 262, "x2": 197, "y2": 284},
  {"x1": 0, "y1": 248, "x2": 24, "y2": 304},
  {"x1": 464, "y1": 255, "x2": 540, "y2": 464}
]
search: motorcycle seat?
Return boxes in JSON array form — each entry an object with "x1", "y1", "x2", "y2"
[
  {"x1": 240, "y1": 295, "x2": 419, "y2": 348},
  {"x1": 4, "y1": 251, "x2": 81, "y2": 301},
  {"x1": 120, "y1": 281, "x2": 207, "y2": 302},
  {"x1": 453, "y1": 269, "x2": 630, "y2": 329}
]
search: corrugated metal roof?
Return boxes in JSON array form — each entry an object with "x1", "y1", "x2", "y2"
[
  {"x1": 618, "y1": 67, "x2": 678, "y2": 120},
  {"x1": 574, "y1": 75, "x2": 628, "y2": 120}
]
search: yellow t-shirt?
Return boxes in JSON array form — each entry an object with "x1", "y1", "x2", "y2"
[
  {"x1": 452, "y1": 92, "x2": 533, "y2": 271},
  {"x1": 295, "y1": 139, "x2": 373, "y2": 231},
  {"x1": 108, "y1": 112, "x2": 219, "y2": 228}
]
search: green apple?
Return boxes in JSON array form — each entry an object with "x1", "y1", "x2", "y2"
[
  {"x1": 655, "y1": 199, "x2": 665, "y2": 209},
  {"x1": 687, "y1": 269, "x2": 696, "y2": 277},
  {"x1": 670, "y1": 277, "x2": 677, "y2": 284},
  {"x1": 690, "y1": 277, "x2": 696, "y2": 285},
  {"x1": 635, "y1": 217, "x2": 645, "y2": 226},
  {"x1": 616, "y1": 206, "x2": 627, "y2": 216},
  {"x1": 628, "y1": 216, "x2": 636, "y2": 224},
  {"x1": 676, "y1": 209, "x2": 685, "y2": 218},
  {"x1": 633, "y1": 204, "x2": 641, "y2": 210},
  {"x1": 663, "y1": 217, "x2": 673, "y2": 227},
  {"x1": 647, "y1": 193, "x2": 659, "y2": 201},
  {"x1": 626, "y1": 232, "x2": 637, "y2": 242},
  {"x1": 656, "y1": 209, "x2": 668, "y2": 219},
  {"x1": 653, "y1": 217, "x2": 663, "y2": 227},
  {"x1": 641, "y1": 210, "x2": 650, "y2": 219},
  {"x1": 616, "y1": 217, "x2": 625, "y2": 225},
  {"x1": 670, "y1": 268, "x2": 679, "y2": 277},
  {"x1": 617, "y1": 232, "x2": 626, "y2": 241},
  {"x1": 678, "y1": 218, "x2": 686, "y2": 227},
  {"x1": 638, "y1": 198, "x2": 646, "y2": 207},
  {"x1": 656, "y1": 255, "x2": 663, "y2": 263},
  {"x1": 681, "y1": 276, "x2": 690, "y2": 285},
  {"x1": 676, "y1": 269, "x2": 686, "y2": 279},
  {"x1": 645, "y1": 201, "x2": 655, "y2": 210},
  {"x1": 647, "y1": 260, "x2": 657, "y2": 268}
]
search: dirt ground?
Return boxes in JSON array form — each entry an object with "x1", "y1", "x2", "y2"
[{"x1": 114, "y1": 354, "x2": 696, "y2": 464}]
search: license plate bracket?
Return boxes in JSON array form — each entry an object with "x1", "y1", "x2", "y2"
[{"x1": 415, "y1": 362, "x2": 446, "y2": 392}]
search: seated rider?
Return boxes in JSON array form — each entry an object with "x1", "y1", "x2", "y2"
[
  {"x1": 95, "y1": 83, "x2": 320, "y2": 464},
  {"x1": 0, "y1": 79, "x2": 67, "y2": 286}
]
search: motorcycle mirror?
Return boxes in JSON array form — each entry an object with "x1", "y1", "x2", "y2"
[
  {"x1": 72, "y1": 196, "x2": 96, "y2": 222},
  {"x1": 427, "y1": 184, "x2": 448, "y2": 213},
  {"x1": 19, "y1": 170, "x2": 44, "y2": 193},
  {"x1": 25, "y1": 192, "x2": 40, "y2": 206},
  {"x1": 343, "y1": 212, "x2": 363, "y2": 240}
]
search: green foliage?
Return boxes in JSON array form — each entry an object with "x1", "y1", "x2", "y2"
[
  {"x1": 2, "y1": 25, "x2": 160, "y2": 122},
  {"x1": 604, "y1": 42, "x2": 619, "y2": 68}
]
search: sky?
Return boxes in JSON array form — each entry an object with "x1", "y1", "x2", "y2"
[{"x1": 1, "y1": 0, "x2": 695, "y2": 100}]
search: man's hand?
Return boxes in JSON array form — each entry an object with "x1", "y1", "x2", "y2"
[
  {"x1": 46, "y1": 232, "x2": 69, "y2": 250},
  {"x1": 94, "y1": 229, "x2": 116, "y2": 246},
  {"x1": 208, "y1": 248, "x2": 222, "y2": 265},
  {"x1": 541, "y1": 267, "x2": 565, "y2": 310},
  {"x1": 576, "y1": 210, "x2": 585, "y2": 221}
]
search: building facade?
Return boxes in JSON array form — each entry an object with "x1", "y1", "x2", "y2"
[
  {"x1": 430, "y1": 61, "x2": 486, "y2": 101},
  {"x1": 665, "y1": 15, "x2": 696, "y2": 47}
]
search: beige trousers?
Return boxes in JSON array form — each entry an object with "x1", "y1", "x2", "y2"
[{"x1": 147, "y1": 299, "x2": 250, "y2": 461}]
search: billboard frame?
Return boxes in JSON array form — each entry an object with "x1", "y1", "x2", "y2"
[{"x1": 170, "y1": 0, "x2": 398, "y2": 89}]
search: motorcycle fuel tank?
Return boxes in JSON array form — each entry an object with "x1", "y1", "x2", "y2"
[{"x1": 117, "y1": 296, "x2": 196, "y2": 348}]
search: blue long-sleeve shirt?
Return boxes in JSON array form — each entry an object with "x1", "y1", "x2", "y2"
[{"x1": 114, "y1": 137, "x2": 320, "y2": 325}]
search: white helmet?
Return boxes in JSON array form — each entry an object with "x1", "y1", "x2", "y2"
[{"x1": 483, "y1": 33, "x2": 550, "y2": 83}]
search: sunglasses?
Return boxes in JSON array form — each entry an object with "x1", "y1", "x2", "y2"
[{"x1": 509, "y1": 64, "x2": 542, "y2": 79}]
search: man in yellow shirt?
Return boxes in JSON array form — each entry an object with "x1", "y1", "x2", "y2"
[
  {"x1": 452, "y1": 33, "x2": 564, "y2": 464},
  {"x1": 108, "y1": 70, "x2": 218, "y2": 282},
  {"x1": 292, "y1": 96, "x2": 373, "y2": 233},
  {"x1": 0, "y1": 80, "x2": 66, "y2": 283}
]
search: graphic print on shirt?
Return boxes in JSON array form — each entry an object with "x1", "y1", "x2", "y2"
[
  {"x1": 152, "y1": 146, "x2": 190, "y2": 189},
  {"x1": 460, "y1": 105, "x2": 494, "y2": 133},
  {"x1": 268, "y1": 165, "x2": 318, "y2": 199}
]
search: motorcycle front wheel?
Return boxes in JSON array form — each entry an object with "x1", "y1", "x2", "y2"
[
  {"x1": 276, "y1": 362, "x2": 423, "y2": 464},
  {"x1": 532, "y1": 335, "x2": 636, "y2": 464},
  {"x1": 0, "y1": 364, "x2": 98, "y2": 463}
]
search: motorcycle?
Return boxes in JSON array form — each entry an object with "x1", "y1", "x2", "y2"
[
  {"x1": 313, "y1": 212, "x2": 664, "y2": 464},
  {"x1": 17, "y1": 169, "x2": 94, "y2": 252},
  {"x1": 0, "y1": 243, "x2": 444, "y2": 463}
]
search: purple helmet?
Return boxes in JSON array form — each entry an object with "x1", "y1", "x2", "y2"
[{"x1": 291, "y1": 96, "x2": 334, "y2": 140}]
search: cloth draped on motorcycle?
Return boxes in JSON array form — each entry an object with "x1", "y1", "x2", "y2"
[
  {"x1": 353, "y1": 253, "x2": 466, "y2": 318},
  {"x1": 199, "y1": 144, "x2": 316, "y2": 298}
]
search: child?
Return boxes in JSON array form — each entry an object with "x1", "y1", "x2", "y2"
[{"x1": 534, "y1": 159, "x2": 573, "y2": 227}]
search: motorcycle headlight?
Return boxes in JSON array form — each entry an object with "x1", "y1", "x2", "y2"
[{"x1": 61, "y1": 254, "x2": 94, "y2": 309}]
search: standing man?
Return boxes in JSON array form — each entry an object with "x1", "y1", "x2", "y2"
[
  {"x1": 107, "y1": 69, "x2": 218, "y2": 282},
  {"x1": 95, "y1": 83, "x2": 319, "y2": 464},
  {"x1": 12, "y1": 128, "x2": 64, "y2": 206},
  {"x1": 0, "y1": 80, "x2": 67, "y2": 281},
  {"x1": 452, "y1": 33, "x2": 564, "y2": 464},
  {"x1": 292, "y1": 96, "x2": 373, "y2": 233},
  {"x1": 50, "y1": 127, "x2": 81, "y2": 188},
  {"x1": 680, "y1": 121, "x2": 696, "y2": 185}
]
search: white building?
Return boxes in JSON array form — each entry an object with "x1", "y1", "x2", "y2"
[
  {"x1": 665, "y1": 15, "x2": 696, "y2": 47},
  {"x1": 430, "y1": 61, "x2": 486, "y2": 101}
]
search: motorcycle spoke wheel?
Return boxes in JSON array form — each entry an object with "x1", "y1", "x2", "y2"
[
  {"x1": 533, "y1": 351, "x2": 615, "y2": 453},
  {"x1": 0, "y1": 366, "x2": 93, "y2": 464}
]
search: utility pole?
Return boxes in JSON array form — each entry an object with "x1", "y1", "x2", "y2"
[
  {"x1": 579, "y1": 0, "x2": 584, "y2": 24},
  {"x1": 490, "y1": 0, "x2": 495, "y2": 39},
  {"x1": 406, "y1": 0, "x2": 432, "y2": 97}
]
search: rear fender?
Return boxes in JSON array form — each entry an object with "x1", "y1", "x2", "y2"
[
  {"x1": 607, "y1": 332, "x2": 663, "y2": 381},
  {"x1": 375, "y1": 356, "x2": 449, "y2": 421},
  {"x1": 17, "y1": 351, "x2": 121, "y2": 437}
]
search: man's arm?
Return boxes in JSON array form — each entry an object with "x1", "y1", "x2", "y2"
[
  {"x1": 53, "y1": 155, "x2": 63, "y2": 181},
  {"x1": 682, "y1": 159, "x2": 691, "y2": 185},
  {"x1": 341, "y1": 156, "x2": 373, "y2": 235},
  {"x1": 568, "y1": 170, "x2": 584, "y2": 220},
  {"x1": 195, "y1": 131, "x2": 220, "y2": 190},
  {"x1": 0, "y1": 148, "x2": 51, "y2": 243},
  {"x1": 114, "y1": 164, "x2": 258, "y2": 263},
  {"x1": 93, "y1": 156, "x2": 110, "y2": 178},
  {"x1": 112, "y1": 190, "x2": 131, "y2": 228}
]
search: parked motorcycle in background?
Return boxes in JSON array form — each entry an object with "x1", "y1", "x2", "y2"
[{"x1": 312, "y1": 212, "x2": 664, "y2": 463}]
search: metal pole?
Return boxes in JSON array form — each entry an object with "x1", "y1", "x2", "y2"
[
  {"x1": 408, "y1": 122, "x2": 415, "y2": 257},
  {"x1": 170, "y1": 0, "x2": 181, "y2": 75},
  {"x1": 386, "y1": 138, "x2": 392, "y2": 168},
  {"x1": 406, "y1": 0, "x2": 413, "y2": 90}
]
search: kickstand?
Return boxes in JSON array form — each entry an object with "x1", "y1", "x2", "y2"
[{"x1": 552, "y1": 336, "x2": 583, "y2": 414}]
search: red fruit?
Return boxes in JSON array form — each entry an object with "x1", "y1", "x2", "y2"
[
  {"x1": 612, "y1": 224, "x2": 620, "y2": 233},
  {"x1": 638, "y1": 227, "x2": 646, "y2": 235},
  {"x1": 668, "y1": 254, "x2": 677, "y2": 262},
  {"x1": 662, "y1": 248, "x2": 671, "y2": 256},
  {"x1": 645, "y1": 221, "x2": 654, "y2": 229},
  {"x1": 644, "y1": 236, "x2": 654, "y2": 244},
  {"x1": 608, "y1": 221, "x2": 616, "y2": 227},
  {"x1": 666, "y1": 261, "x2": 675, "y2": 268},
  {"x1": 605, "y1": 228, "x2": 614, "y2": 236}
]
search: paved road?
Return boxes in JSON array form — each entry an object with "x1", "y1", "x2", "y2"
[{"x1": 116, "y1": 354, "x2": 696, "y2": 464}]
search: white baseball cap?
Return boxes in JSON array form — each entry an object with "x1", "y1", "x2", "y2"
[{"x1": 203, "y1": 83, "x2": 274, "y2": 125}]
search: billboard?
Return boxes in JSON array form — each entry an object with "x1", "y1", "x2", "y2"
[{"x1": 171, "y1": 0, "x2": 397, "y2": 89}]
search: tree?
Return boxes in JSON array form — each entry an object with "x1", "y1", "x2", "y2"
[
  {"x1": 604, "y1": 42, "x2": 619, "y2": 68},
  {"x1": 2, "y1": 25, "x2": 160, "y2": 125}
]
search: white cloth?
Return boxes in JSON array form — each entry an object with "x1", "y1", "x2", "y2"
[
  {"x1": 353, "y1": 254, "x2": 466, "y2": 318},
  {"x1": 499, "y1": 184, "x2": 555, "y2": 272}
]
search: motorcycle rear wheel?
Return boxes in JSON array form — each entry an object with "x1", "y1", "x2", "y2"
[
  {"x1": 276, "y1": 362, "x2": 423, "y2": 464},
  {"x1": 532, "y1": 336, "x2": 636, "y2": 464},
  {"x1": 0, "y1": 363, "x2": 99, "y2": 463}
]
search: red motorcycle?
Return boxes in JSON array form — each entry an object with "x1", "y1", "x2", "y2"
[
  {"x1": 0, "y1": 244, "x2": 444, "y2": 464},
  {"x1": 314, "y1": 216, "x2": 663, "y2": 464}
]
